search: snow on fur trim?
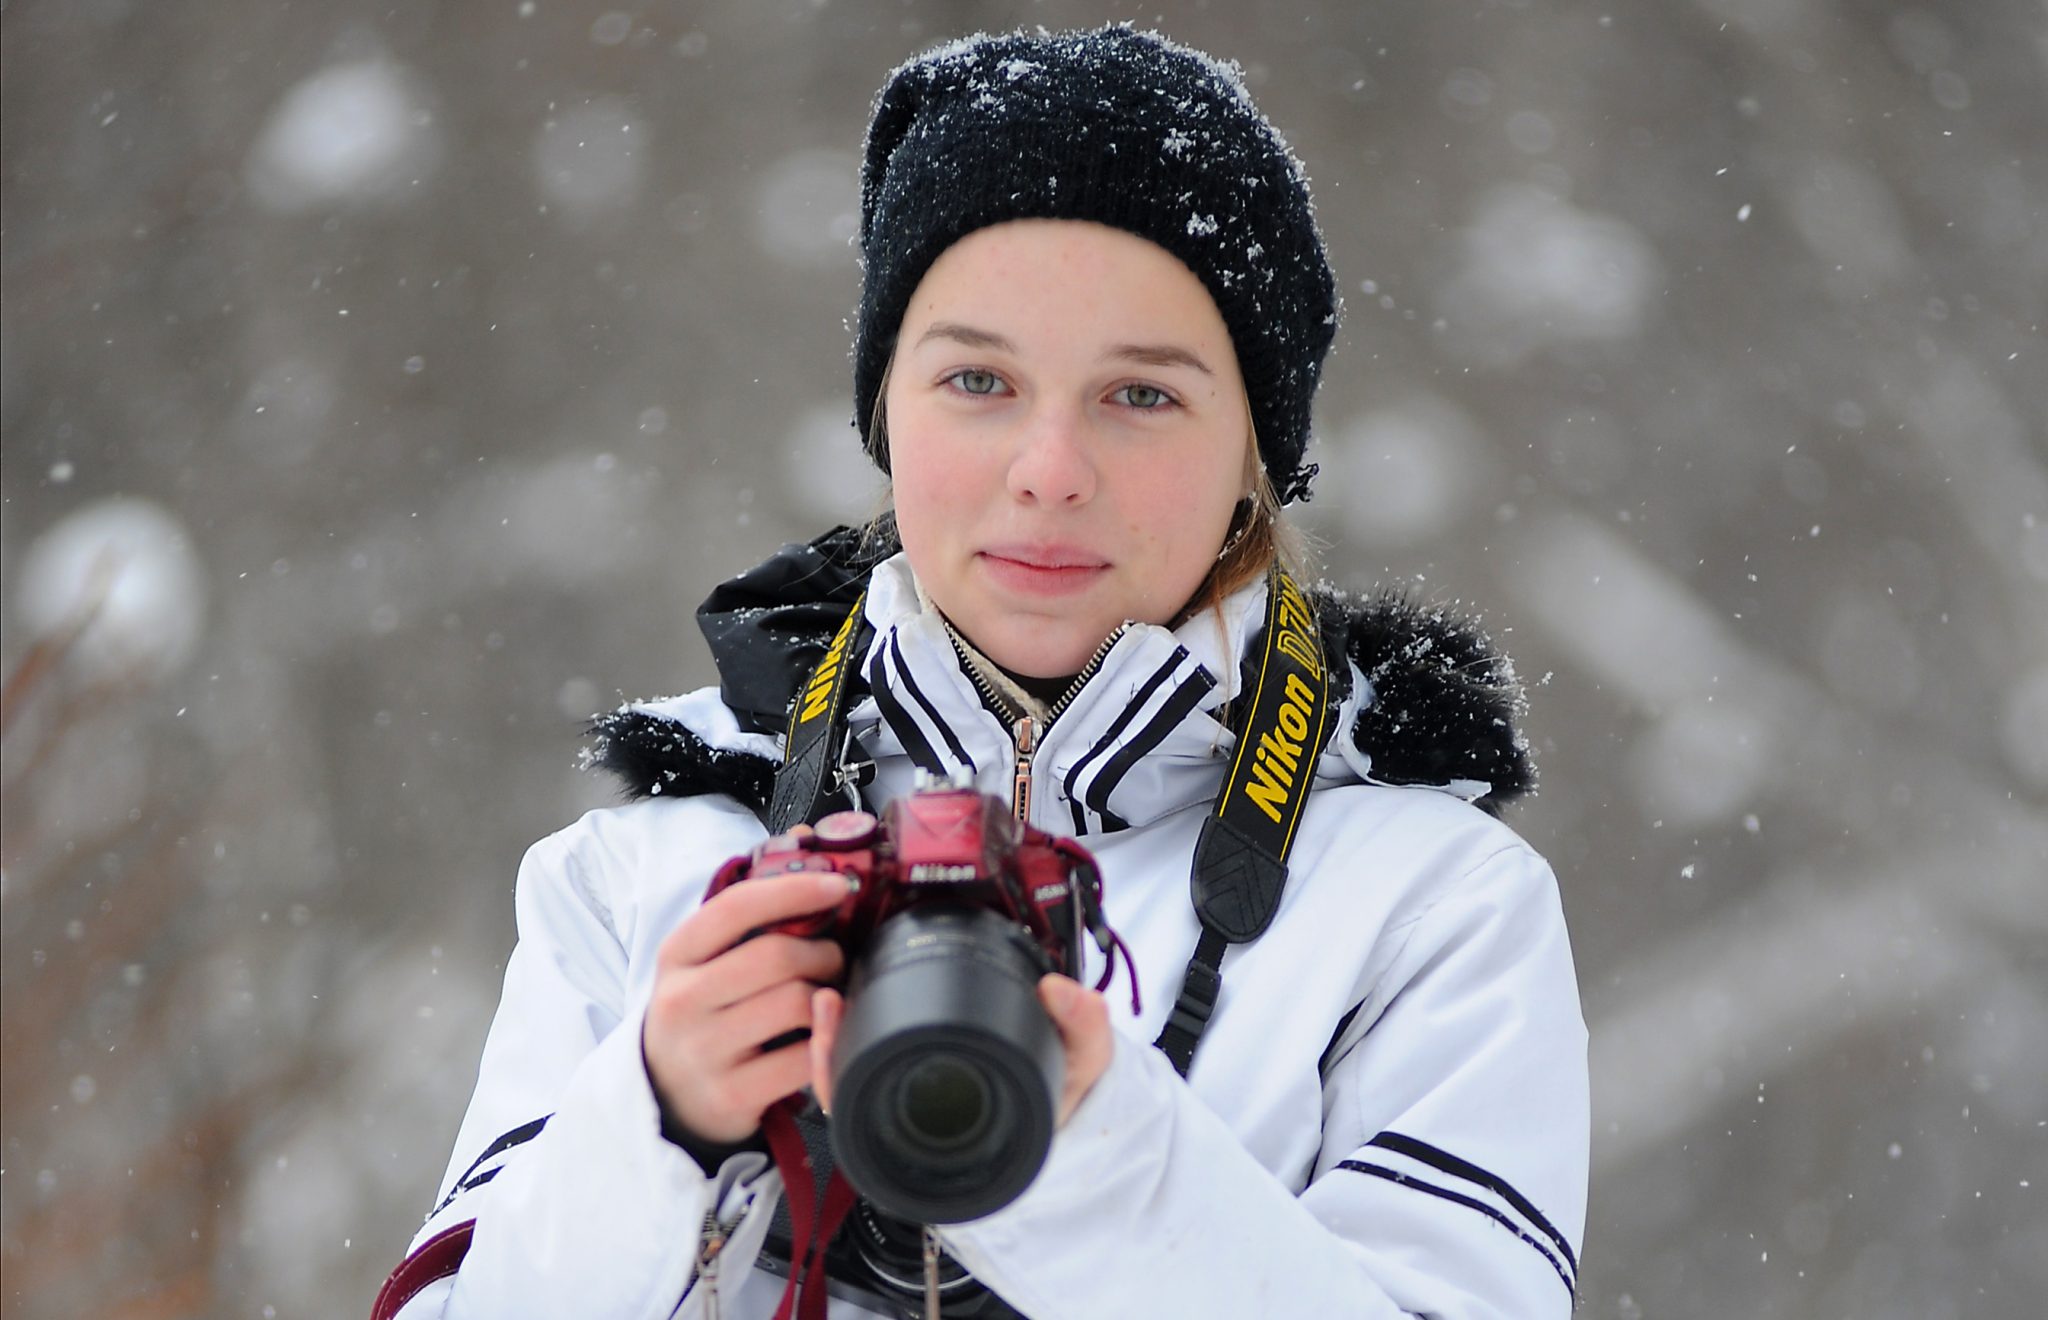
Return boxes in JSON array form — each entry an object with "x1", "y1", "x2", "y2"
[
  {"x1": 583, "y1": 707, "x2": 778, "y2": 813},
  {"x1": 1313, "y1": 587, "x2": 1534, "y2": 811}
]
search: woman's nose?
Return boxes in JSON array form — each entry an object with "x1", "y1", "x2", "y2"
[{"x1": 1005, "y1": 406, "x2": 1096, "y2": 506}]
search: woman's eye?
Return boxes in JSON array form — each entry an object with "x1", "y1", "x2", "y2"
[
  {"x1": 1115, "y1": 384, "x2": 1173, "y2": 409},
  {"x1": 950, "y1": 369, "x2": 1004, "y2": 396}
]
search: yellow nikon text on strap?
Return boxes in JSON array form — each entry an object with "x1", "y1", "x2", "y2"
[
  {"x1": 1231, "y1": 571, "x2": 1329, "y2": 840},
  {"x1": 769, "y1": 592, "x2": 872, "y2": 833},
  {"x1": 797, "y1": 604, "x2": 864, "y2": 730}
]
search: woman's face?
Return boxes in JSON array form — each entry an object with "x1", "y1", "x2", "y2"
[{"x1": 884, "y1": 219, "x2": 1253, "y2": 679}]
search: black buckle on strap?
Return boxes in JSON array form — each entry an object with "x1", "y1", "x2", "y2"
[{"x1": 1166, "y1": 954, "x2": 1222, "y2": 1040}]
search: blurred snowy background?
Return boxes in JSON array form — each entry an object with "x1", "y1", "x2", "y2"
[{"x1": 2, "y1": 1, "x2": 2042, "y2": 1316}]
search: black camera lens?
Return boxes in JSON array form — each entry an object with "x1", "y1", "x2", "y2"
[
  {"x1": 830, "y1": 905, "x2": 1062, "y2": 1223},
  {"x1": 895, "y1": 1056, "x2": 994, "y2": 1151}
]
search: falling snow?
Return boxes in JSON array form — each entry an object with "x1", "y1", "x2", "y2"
[{"x1": 3, "y1": 9, "x2": 2040, "y2": 1320}]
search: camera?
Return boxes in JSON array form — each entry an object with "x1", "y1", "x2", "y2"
[{"x1": 707, "y1": 775, "x2": 1123, "y2": 1225}]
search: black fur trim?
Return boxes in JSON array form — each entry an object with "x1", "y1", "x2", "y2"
[
  {"x1": 1316, "y1": 587, "x2": 1534, "y2": 812},
  {"x1": 582, "y1": 707, "x2": 778, "y2": 814}
]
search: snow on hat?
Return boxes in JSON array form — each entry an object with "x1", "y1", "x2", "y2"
[{"x1": 852, "y1": 24, "x2": 1339, "y2": 505}]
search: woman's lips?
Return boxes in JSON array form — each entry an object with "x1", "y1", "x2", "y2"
[{"x1": 976, "y1": 548, "x2": 1110, "y2": 596}]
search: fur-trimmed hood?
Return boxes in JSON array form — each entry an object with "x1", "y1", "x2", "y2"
[{"x1": 588, "y1": 527, "x2": 1532, "y2": 819}]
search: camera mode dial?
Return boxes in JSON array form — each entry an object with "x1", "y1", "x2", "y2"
[{"x1": 812, "y1": 810, "x2": 881, "y2": 851}]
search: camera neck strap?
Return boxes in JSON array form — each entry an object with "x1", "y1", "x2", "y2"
[
  {"x1": 768, "y1": 592, "x2": 873, "y2": 834},
  {"x1": 754, "y1": 586, "x2": 869, "y2": 1318},
  {"x1": 1153, "y1": 566, "x2": 1330, "y2": 1076}
]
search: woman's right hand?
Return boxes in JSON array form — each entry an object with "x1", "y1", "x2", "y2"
[{"x1": 643, "y1": 869, "x2": 850, "y2": 1145}]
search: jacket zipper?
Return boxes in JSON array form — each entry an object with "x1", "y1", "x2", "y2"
[
  {"x1": 693, "y1": 1208, "x2": 726, "y2": 1320},
  {"x1": 990, "y1": 623, "x2": 1130, "y2": 828},
  {"x1": 1046, "y1": 623, "x2": 1131, "y2": 726},
  {"x1": 1011, "y1": 714, "x2": 1037, "y2": 825}
]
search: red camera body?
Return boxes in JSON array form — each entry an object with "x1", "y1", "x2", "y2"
[
  {"x1": 705, "y1": 785, "x2": 1101, "y2": 979},
  {"x1": 705, "y1": 781, "x2": 1138, "y2": 1226}
]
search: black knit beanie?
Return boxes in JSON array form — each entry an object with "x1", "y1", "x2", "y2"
[{"x1": 854, "y1": 25, "x2": 1339, "y2": 505}]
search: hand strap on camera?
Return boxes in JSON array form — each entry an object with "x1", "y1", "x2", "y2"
[
  {"x1": 769, "y1": 592, "x2": 873, "y2": 833},
  {"x1": 1154, "y1": 567, "x2": 1330, "y2": 1076},
  {"x1": 762, "y1": 1098, "x2": 858, "y2": 1320}
]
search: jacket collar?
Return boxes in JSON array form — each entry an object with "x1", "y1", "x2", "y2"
[
  {"x1": 845, "y1": 554, "x2": 1309, "y2": 835},
  {"x1": 588, "y1": 526, "x2": 1534, "y2": 820},
  {"x1": 912, "y1": 571, "x2": 1062, "y2": 726}
]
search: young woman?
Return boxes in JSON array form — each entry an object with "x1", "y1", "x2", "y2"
[{"x1": 375, "y1": 26, "x2": 1587, "y2": 1320}]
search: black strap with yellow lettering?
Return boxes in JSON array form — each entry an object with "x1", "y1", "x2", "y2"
[
  {"x1": 767, "y1": 592, "x2": 872, "y2": 833},
  {"x1": 1155, "y1": 567, "x2": 1330, "y2": 1076}
]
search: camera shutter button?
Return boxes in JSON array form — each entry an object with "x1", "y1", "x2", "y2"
[{"x1": 812, "y1": 810, "x2": 880, "y2": 850}]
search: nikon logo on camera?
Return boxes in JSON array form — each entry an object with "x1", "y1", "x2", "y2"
[
  {"x1": 909, "y1": 864, "x2": 979, "y2": 883},
  {"x1": 1239, "y1": 574, "x2": 1327, "y2": 827}
]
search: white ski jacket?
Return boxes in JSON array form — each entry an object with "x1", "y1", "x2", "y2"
[{"x1": 377, "y1": 547, "x2": 1588, "y2": 1319}]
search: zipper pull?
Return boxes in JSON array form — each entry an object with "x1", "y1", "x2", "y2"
[
  {"x1": 923, "y1": 1225, "x2": 943, "y2": 1320},
  {"x1": 1012, "y1": 715, "x2": 1037, "y2": 825},
  {"x1": 695, "y1": 1209, "x2": 726, "y2": 1320}
]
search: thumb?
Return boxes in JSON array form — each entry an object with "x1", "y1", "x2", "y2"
[
  {"x1": 1037, "y1": 973, "x2": 1112, "y2": 1127},
  {"x1": 810, "y1": 987, "x2": 843, "y2": 1115},
  {"x1": 1039, "y1": 972, "x2": 1081, "y2": 1019}
]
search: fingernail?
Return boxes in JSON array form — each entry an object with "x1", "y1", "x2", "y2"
[{"x1": 1041, "y1": 975, "x2": 1076, "y2": 1013}]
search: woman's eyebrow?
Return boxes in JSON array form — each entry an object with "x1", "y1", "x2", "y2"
[
  {"x1": 914, "y1": 322, "x2": 1016, "y2": 352},
  {"x1": 913, "y1": 324, "x2": 1213, "y2": 377},
  {"x1": 1105, "y1": 343, "x2": 1213, "y2": 376}
]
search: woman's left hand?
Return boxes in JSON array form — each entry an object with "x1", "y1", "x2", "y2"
[{"x1": 808, "y1": 974, "x2": 1114, "y2": 1127}]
